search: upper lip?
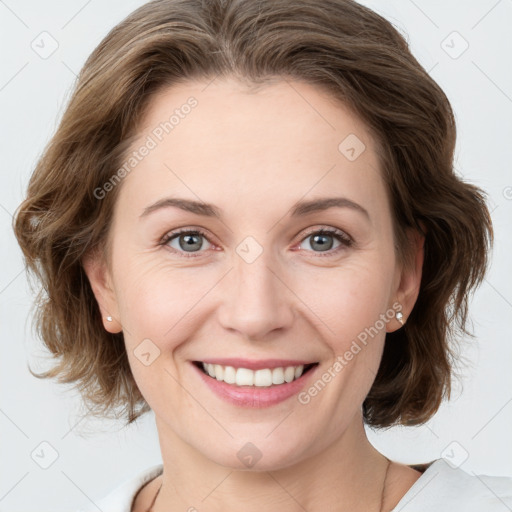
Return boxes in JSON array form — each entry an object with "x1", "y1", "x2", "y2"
[{"x1": 195, "y1": 358, "x2": 317, "y2": 370}]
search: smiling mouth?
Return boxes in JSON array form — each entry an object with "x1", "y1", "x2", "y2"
[{"x1": 194, "y1": 361, "x2": 318, "y2": 387}]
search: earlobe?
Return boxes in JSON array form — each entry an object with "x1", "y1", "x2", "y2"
[
  {"x1": 82, "y1": 250, "x2": 122, "y2": 333},
  {"x1": 388, "y1": 227, "x2": 425, "y2": 332}
]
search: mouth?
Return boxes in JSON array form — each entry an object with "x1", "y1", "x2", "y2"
[{"x1": 193, "y1": 361, "x2": 318, "y2": 387}]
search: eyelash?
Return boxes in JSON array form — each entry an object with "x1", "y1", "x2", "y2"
[{"x1": 160, "y1": 226, "x2": 353, "y2": 258}]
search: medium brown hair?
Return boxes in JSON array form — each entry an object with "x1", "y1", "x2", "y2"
[{"x1": 13, "y1": 0, "x2": 493, "y2": 427}]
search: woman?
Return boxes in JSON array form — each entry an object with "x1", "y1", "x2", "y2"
[{"x1": 13, "y1": 0, "x2": 511, "y2": 510}]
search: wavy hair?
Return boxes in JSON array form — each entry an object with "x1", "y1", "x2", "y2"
[{"x1": 13, "y1": 0, "x2": 493, "y2": 426}]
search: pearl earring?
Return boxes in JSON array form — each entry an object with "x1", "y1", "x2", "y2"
[
  {"x1": 396, "y1": 310, "x2": 404, "y2": 326},
  {"x1": 106, "y1": 316, "x2": 113, "y2": 322}
]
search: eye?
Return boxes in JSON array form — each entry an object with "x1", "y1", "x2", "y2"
[
  {"x1": 298, "y1": 228, "x2": 352, "y2": 254},
  {"x1": 160, "y1": 226, "x2": 352, "y2": 258},
  {"x1": 162, "y1": 229, "x2": 213, "y2": 256}
]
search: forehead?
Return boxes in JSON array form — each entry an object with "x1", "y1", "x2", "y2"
[
  {"x1": 138, "y1": 76, "x2": 376, "y2": 159},
  {"x1": 116, "y1": 77, "x2": 386, "y2": 220}
]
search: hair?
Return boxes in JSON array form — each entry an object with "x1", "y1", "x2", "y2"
[{"x1": 13, "y1": 0, "x2": 493, "y2": 427}]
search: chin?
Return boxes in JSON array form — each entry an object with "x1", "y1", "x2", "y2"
[{"x1": 200, "y1": 436, "x2": 314, "y2": 473}]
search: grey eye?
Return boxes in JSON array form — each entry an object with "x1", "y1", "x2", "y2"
[
  {"x1": 300, "y1": 232, "x2": 341, "y2": 252},
  {"x1": 168, "y1": 232, "x2": 211, "y2": 252}
]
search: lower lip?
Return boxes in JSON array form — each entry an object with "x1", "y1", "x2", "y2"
[{"x1": 192, "y1": 363, "x2": 318, "y2": 408}]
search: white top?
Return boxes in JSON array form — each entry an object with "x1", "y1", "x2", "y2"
[{"x1": 77, "y1": 458, "x2": 512, "y2": 512}]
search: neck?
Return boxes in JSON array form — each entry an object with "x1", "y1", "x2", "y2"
[{"x1": 152, "y1": 414, "x2": 391, "y2": 512}]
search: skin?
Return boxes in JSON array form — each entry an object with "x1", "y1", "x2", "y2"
[{"x1": 84, "y1": 77, "x2": 425, "y2": 511}]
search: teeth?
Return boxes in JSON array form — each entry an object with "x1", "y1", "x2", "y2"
[
  {"x1": 214, "y1": 364, "x2": 224, "y2": 381},
  {"x1": 254, "y1": 369, "x2": 272, "y2": 387},
  {"x1": 207, "y1": 364, "x2": 216, "y2": 378},
  {"x1": 236, "y1": 367, "x2": 254, "y2": 386},
  {"x1": 201, "y1": 363, "x2": 306, "y2": 387},
  {"x1": 284, "y1": 366, "x2": 295, "y2": 383},
  {"x1": 272, "y1": 367, "x2": 285, "y2": 385},
  {"x1": 223, "y1": 365, "x2": 236, "y2": 384}
]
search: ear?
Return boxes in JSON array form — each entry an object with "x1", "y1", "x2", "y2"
[
  {"x1": 387, "y1": 226, "x2": 425, "y2": 332},
  {"x1": 82, "y1": 249, "x2": 122, "y2": 333}
]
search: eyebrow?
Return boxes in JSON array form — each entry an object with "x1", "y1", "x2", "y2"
[
  {"x1": 290, "y1": 197, "x2": 369, "y2": 219},
  {"x1": 140, "y1": 196, "x2": 369, "y2": 220},
  {"x1": 140, "y1": 197, "x2": 222, "y2": 218}
]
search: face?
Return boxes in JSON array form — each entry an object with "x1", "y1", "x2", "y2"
[{"x1": 85, "y1": 77, "x2": 422, "y2": 471}]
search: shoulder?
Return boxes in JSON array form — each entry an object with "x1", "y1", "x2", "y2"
[
  {"x1": 393, "y1": 458, "x2": 512, "y2": 512},
  {"x1": 75, "y1": 464, "x2": 164, "y2": 512}
]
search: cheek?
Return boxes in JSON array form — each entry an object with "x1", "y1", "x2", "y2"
[
  {"x1": 113, "y1": 254, "x2": 218, "y2": 346},
  {"x1": 292, "y1": 256, "x2": 394, "y2": 350},
  {"x1": 112, "y1": 257, "x2": 219, "y2": 411}
]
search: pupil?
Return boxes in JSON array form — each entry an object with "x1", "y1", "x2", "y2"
[
  {"x1": 312, "y1": 233, "x2": 333, "y2": 251},
  {"x1": 176, "y1": 233, "x2": 335, "y2": 253},
  {"x1": 179, "y1": 234, "x2": 202, "y2": 251}
]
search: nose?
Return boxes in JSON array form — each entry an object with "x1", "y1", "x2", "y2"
[{"x1": 217, "y1": 247, "x2": 295, "y2": 340}]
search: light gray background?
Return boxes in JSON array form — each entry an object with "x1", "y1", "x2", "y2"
[{"x1": 1, "y1": 1, "x2": 511, "y2": 510}]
